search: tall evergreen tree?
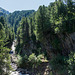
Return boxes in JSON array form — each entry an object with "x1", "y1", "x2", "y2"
[
  {"x1": 35, "y1": 5, "x2": 50, "y2": 41},
  {"x1": 0, "y1": 17, "x2": 11, "y2": 75}
]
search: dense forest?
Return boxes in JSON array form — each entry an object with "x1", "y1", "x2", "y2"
[{"x1": 0, "y1": 0, "x2": 75, "y2": 75}]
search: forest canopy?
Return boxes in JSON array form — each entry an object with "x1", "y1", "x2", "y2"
[{"x1": 0, "y1": 0, "x2": 75, "y2": 75}]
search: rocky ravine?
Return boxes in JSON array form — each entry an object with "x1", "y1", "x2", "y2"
[{"x1": 10, "y1": 39, "x2": 29, "y2": 75}]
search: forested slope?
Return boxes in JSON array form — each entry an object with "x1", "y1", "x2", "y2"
[
  {"x1": 16, "y1": 0, "x2": 75, "y2": 75},
  {"x1": 0, "y1": 16, "x2": 12, "y2": 75},
  {"x1": 7, "y1": 10, "x2": 35, "y2": 33},
  {"x1": 0, "y1": 0, "x2": 75, "y2": 75}
]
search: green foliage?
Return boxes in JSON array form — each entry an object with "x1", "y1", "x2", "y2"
[
  {"x1": 28, "y1": 53, "x2": 42, "y2": 68},
  {"x1": 50, "y1": 54, "x2": 68, "y2": 75},
  {"x1": 7, "y1": 10, "x2": 35, "y2": 33},
  {"x1": 54, "y1": 27, "x2": 60, "y2": 33},
  {"x1": 16, "y1": 17, "x2": 30, "y2": 54},
  {"x1": 37, "y1": 54, "x2": 44, "y2": 62},
  {"x1": 28, "y1": 53, "x2": 37, "y2": 62},
  {"x1": 1, "y1": 0, "x2": 73, "y2": 74},
  {"x1": 35, "y1": 5, "x2": 51, "y2": 41},
  {"x1": 51, "y1": 37, "x2": 61, "y2": 52},
  {"x1": 0, "y1": 17, "x2": 11, "y2": 75},
  {"x1": 50, "y1": 52, "x2": 75, "y2": 75},
  {"x1": 17, "y1": 17, "x2": 30, "y2": 44},
  {"x1": 67, "y1": 52, "x2": 75, "y2": 75},
  {"x1": 17, "y1": 53, "x2": 43, "y2": 69},
  {"x1": 17, "y1": 55, "x2": 26, "y2": 68},
  {"x1": 0, "y1": 7, "x2": 9, "y2": 15},
  {"x1": 15, "y1": 1, "x2": 75, "y2": 74}
]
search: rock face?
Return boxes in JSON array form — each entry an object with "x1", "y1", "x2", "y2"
[
  {"x1": 58, "y1": 32, "x2": 75, "y2": 55},
  {"x1": 39, "y1": 32, "x2": 75, "y2": 75},
  {"x1": 70, "y1": 32, "x2": 75, "y2": 51}
]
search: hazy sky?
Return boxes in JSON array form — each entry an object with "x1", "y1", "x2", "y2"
[{"x1": 0, "y1": 0, "x2": 55, "y2": 12}]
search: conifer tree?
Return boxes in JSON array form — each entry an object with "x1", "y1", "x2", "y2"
[
  {"x1": 35, "y1": 5, "x2": 50, "y2": 41},
  {"x1": 0, "y1": 17, "x2": 11, "y2": 75}
]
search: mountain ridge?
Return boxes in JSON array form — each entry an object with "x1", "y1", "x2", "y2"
[
  {"x1": 0, "y1": 7, "x2": 35, "y2": 33},
  {"x1": 0, "y1": 7, "x2": 10, "y2": 15},
  {"x1": 0, "y1": 7, "x2": 35, "y2": 15}
]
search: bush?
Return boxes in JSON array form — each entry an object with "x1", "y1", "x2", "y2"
[
  {"x1": 17, "y1": 54, "x2": 29, "y2": 69},
  {"x1": 28, "y1": 53, "x2": 42, "y2": 68},
  {"x1": 28, "y1": 53, "x2": 37, "y2": 68},
  {"x1": 17, "y1": 53, "x2": 43, "y2": 69},
  {"x1": 28, "y1": 53, "x2": 37, "y2": 63},
  {"x1": 17, "y1": 55, "x2": 22, "y2": 67},
  {"x1": 37, "y1": 54, "x2": 44, "y2": 61},
  {"x1": 50, "y1": 54, "x2": 67, "y2": 75},
  {"x1": 67, "y1": 52, "x2": 75, "y2": 75}
]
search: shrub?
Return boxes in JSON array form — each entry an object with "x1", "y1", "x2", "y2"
[
  {"x1": 17, "y1": 54, "x2": 29, "y2": 68},
  {"x1": 37, "y1": 54, "x2": 44, "y2": 61},
  {"x1": 17, "y1": 55, "x2": 22, "y2": 67},
  {"x1": 28, "y1": 53, "x2": 42, "y2": 68},
  {"x1": 50, "y1": 54, "x2": 67, "y2": 75},
  {"x1": 17, "y1": 53, "x2": 43, "y2": 69},
  {"x1": 67, "y1": 52, "x2": 75, "y2": 75},
  {"x1": 28, "y1": 53, "x2": 37, "y2": 63}
]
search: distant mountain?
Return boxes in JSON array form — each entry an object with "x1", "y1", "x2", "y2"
[
  {"x1": 0, "y1": 7, "x2": 10, "y2": 15},
  {"x1": 7, "y1": 10, "x2": 35, "y2": 25},
  {"x1": 0, "y1": 7, "x2": 35, "y2": 33},
  {"x1": 7, "y1": 10, "x2": 35, "y2": 32}
]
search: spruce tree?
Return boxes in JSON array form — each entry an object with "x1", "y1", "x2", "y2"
[
  {"x1": 35, "y1": 5, "x2": 50, "y2": 41},
  {"x1": 0, "y1": 17, "x2": 11, "y2": 75}
]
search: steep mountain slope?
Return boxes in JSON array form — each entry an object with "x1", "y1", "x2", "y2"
[
  {"x1": 0, "y1": 7, "x2": 35, "y2": 33},
  {"x1": 7, "y1": 10, "x2": 35, "y2": 32},
  {"x1": 7, "y1": 10, "x2": 35, "y2": 26},
  {"x1": 0, "y1": 7, "x2": 9, "y2": 14},
  {"x1": 0, "y1": 7, "x2": 9, "y2": 17}
]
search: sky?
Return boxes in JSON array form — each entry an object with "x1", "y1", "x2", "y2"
[{"x1": 0, "y1": 0, "x2": 55, "y2": 12}]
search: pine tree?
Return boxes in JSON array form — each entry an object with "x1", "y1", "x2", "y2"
[
  {"x1": 35, "y1": 5, "x2": 50, "y2": 41},
  {"x1": 25, "y1": 18, "x2": 30, "y2": 42},
  {"x1": 0, "y1": 17, "x2": 11, "y2": 75}
]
